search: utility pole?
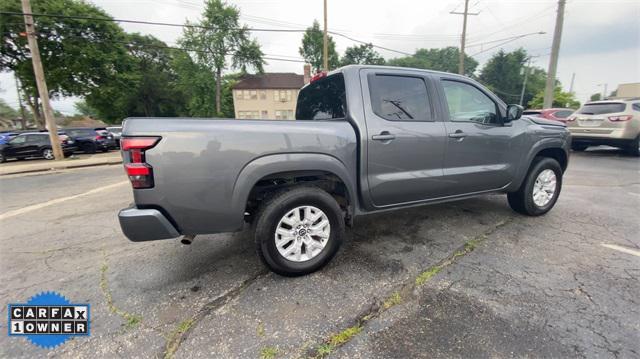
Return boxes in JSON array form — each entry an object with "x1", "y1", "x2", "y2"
[
  {"x1": 323, "y1": 0, "x2": 328, "y2": 72},
  {"x1": 21, "y1": 0, "x2": 63, "y2": 160},
  {"x1": 543, "y1": 0, "x2": 566, "y2": 109},
  {"x1": 569, "y1": 72, "x2": 575, "y2": 94},
  {"x1": 451, "y1": 0, "x2": 479, "y2": 75},
  {"x1": 14, "y1": 74, "x2": 27, "y2": 130},
  {"x1": 519, "y1": 58, "x2": 533, "y2": 106}
]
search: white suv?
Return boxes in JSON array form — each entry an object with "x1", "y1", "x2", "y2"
[{"x1": 566, "y1": 98, "x2": 640, "y2": 156}]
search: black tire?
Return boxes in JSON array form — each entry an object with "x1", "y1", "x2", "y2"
[
  {"x1": 253, "y1": 186, "x2": 345, "y2": 276},
  {"x1": 508, "y1": 157, "x2": 563, "y2": 216},
  {"x1": 571, "y1": 143, "x2": 588, "y2": 151},
  {"x1": 82, "y1": 143, "x2": 97, "y2": 154},
  {"x1": 64, "y1": 152, "x2": 73, "y2": 158},
  {"x1": 0, "y1": 153, "x2": 5, "y2": 163},
  {"x1": 626, "y1": 136, "x2": 639, "y2": 157}
]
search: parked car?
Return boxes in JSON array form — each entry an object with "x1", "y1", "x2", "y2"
[
  {"x1": 118, "y1": 65, "x2": 570, "y2": 276},
  {"x1": 523, "y1": 108, "x2": 575, "y2": 123},
  {"x1": 566, "y1": 98, "x2": 640, "y2": 156},
  {"x1": 0, "y1": 132, "x2": 19, "y2": 145},
  {"x1": 0, "y1": 132, "x2": 77, "y2": 162},
  {"x1": 107, "y1": 126, "x2": 122, "y2": 148},
  {"x1": 63, "y1": 127, "x2": 113, "y2": 153}
]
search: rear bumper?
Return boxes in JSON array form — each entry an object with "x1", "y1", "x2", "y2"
[{"x1": 118, "y1": 207, "x2": 180, "y2": 242}]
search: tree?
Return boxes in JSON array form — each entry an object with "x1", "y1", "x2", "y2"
[
  {"x1": 73, "y1": 100, "x2": 98, "y2": 118},
  {"x1": 85, "y1": 33, "x2": 187, "y2": 123},
  {"x1": 0, "y1": 0, "x2": 129, "y2": 127},
  {"x1": 0, "y1": 99, "x2": 19, "y2": 119},
  {"x1": 478, "y1": 49, "x2": 546, "y2": 106},
  {"x1": 590, "y1": 93, "x2": 602, "y2": 101},
  {"x1": 386, "y1": 47, "x2": 478, "y2": 76},
  {"x1": 179, "y1": 0, "x2": 265, "y2": 116},
  {"x1": 340, "y1": 43, "x2": 385, "y2": 66},
  {"x1": 529, "y1": 87, "x2": 580, "y2": 109},
  {"x1": 299, "y1": 20, "x2": 339, "y2": 72}
]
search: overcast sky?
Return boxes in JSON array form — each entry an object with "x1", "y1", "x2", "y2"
[{"x1": 1, "y1": 0, "x2": 639, "y2": 114}]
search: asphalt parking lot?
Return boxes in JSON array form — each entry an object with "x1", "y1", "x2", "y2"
[{"x1": 0, "y1": 148, "x2": 638, "y2": 358}]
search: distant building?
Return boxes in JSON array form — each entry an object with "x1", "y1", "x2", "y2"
[
  {"x1": 232, "y1": 65, "x2": 311, "y2": 120},
  {"x1": 613, "y1": 83, "x2": 640, "y2": 99}
]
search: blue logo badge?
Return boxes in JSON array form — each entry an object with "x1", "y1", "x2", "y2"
[{"x1": 7, "y1": 291, "x2": 90, "y2": 349}]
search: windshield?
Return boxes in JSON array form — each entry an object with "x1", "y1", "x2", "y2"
[
  {"x1": 578, "y1": 103, "x2": 626, "y2": 115},
  {"x1": 296, "y1": 73, "x2": 346, "y2": 121}
]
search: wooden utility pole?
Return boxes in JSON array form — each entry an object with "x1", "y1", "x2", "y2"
[
  {"x1": 543, "y1": 0, "x2": 566, "y2": 109},
  {"x1": 21, "y1": 0, "x2": 63, "y2": 160},
  {"x1": 323, "y1": 0, "x2": 328, "y2": 72},
  {"x1": 451, "y1": 0, "x2": 479, "y2": 75},
  {"x1": 519, "y1": 58, "x2": 532, "y2": 106}
]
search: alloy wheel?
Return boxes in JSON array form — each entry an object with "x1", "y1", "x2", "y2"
[{"x1": 274, "y1": 205, "x2": 330, "y2": 262}]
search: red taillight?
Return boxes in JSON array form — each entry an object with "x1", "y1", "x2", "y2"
[
  {"x1": 95, "y1": 135, "x2": 105, "y2": 140},
  {"x1": 608, "y1": 115, "x2": 632, "y2": 122},
  {"x1": 122, "y1": 136, "x2": 160, "y2": 189},
  {"x1": 310, "y1": 71, "x2": 327, "y2": 83}
]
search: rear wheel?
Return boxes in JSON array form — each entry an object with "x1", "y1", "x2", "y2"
[
  {"x1": 42, "y1": 148, "x2": 55, "y2": 160},
  {"x1": 0, "y1": 153, "x2": 5, "y2": 163},
  {"x1": 626, "y1": 136, "x2": 639, "y2": 157},
  {"x1": 253, "y1": 187, "x2": 344, "y2": 276},
  {"x1": 508, "y1": 157, "x2": 562, "y2": 216}
]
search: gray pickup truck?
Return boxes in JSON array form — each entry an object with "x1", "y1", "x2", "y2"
[{"x1": 118, "y1": 65, "x2": 570, "y2": 276}]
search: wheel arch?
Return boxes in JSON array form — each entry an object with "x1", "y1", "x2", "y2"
[
  {"x1": 231, "y1": 153, "x2": 357, "y2": 224},
  {"x1": 508, "y1": 138, "x2": 569, "y2": 192}
]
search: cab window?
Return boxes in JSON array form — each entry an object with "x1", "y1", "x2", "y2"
[{"x1": 442, "y1": 80, "x2": 499, "y2": 125}]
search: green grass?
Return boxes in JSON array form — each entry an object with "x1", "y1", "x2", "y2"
[
  {"x1": 257, "y1": 321, "x2": 265, "y2": 337},
  {"x1": 415, "y1": 265, "x2": 443, "y2": 286},
  {"x1": 328, "y1": 325, "x2": 362, "y2": 347},
  {"x1": 382, "y1": 291, "x2": 402, "y2": 309},
  {"x1": 260, "y1": 346, "x2": 278, "y2": 359}
]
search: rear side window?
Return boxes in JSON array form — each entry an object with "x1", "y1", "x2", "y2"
[
  {"x1": 632, "y1": 103, "x2": 640, "y2": 111},
  {"x1": 66, "y1": 129, "x2": 92, "y2": 137},
  {"x1": 523, "y1": 110, "x2": 542, "y2": 115},
  {"x1": 554, "y1": 110, "x2": 574, "y2": 118},
  {"x1": 368, "y1": 74, "x2": 431, "y2": 121},
  {"x1": 296, "y1": 74, "x2": 346, "y2": 121},
  {"x1": 578, "y1": 103, "x2": 626, "y2": 115}
]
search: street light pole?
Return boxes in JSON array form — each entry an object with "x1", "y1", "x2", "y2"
[
  {"x1": 21, "y1": 0, "x2": 63, "y2": 160},
  {"x1": 519, "y1": 58, "x2": 532, "y2": 106}
]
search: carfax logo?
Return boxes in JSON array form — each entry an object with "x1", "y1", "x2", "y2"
[{"x1": 7, "y1": 291, "x2": 90, "y2": 349}]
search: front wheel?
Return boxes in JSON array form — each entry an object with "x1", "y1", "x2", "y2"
[
  {"x1": 253, "y1": 187, "x2": 345, "y2": 276},
  {"x1": 626, "y1": 136, "x2": 639, "y2": 157},
  {"x1": 508, "y1": 157, "x2": 562, "y2": 216}
]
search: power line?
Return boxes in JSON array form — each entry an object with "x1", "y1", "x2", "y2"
[
  {"x1": 0, "y1": 11, "x2": 415, "y2": 56},
  {"x1": 469, "y1": 32, "x2": 545, "y2": 57}
]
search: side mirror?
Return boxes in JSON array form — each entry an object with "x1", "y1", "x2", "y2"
[{"x1": 506, "y1": 104, "x2": 523, "y2": 122}]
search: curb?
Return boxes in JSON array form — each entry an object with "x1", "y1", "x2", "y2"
[{"x1": 0, "y1": 158, "x2": 122, "y2": 176}]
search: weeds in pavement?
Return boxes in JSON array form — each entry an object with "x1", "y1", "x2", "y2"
[
  {"x1": 260, "y1": 346, "x2": 279, "y2": 359},
  {"x1": 382, "y1": 291, "x2": 402, "y2": 309},
  {"x1": 415, "y1": 265, "x2": 444, "y2": 286},
  {"x1": 257, "y1": 321, "x2": 266, "y2": 337},
  {"x1": 99, "y1": 255, "x2": 143, "y2": 330}
]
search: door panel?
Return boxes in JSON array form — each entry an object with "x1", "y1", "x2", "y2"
[
  {"x1": 438, "y1": 79, "x2": 519, "y2": 195},
  {"x1": 361, "y1": 70, "x2": 448, "y2": 207}
]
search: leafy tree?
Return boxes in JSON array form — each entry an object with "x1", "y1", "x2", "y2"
[
  {"x1": 179, "y1": 0, "x2": 265, "y2": 116},
  {"x1": 478, "y1": 49, "x2": 547, "y2": 106},
  {"x1": 171, "y1": 51, "x2": 217, "y2": 117},
  {"x1": 74, "y1": 100, "x2": 99, "y2": 118},
  {"x1": 0, "y1": 99, "x2": 19, "y2": 119},
  {"x1": 299, "y1": 20, "x2": 339, "y2": 72},
  {"x1": 340, "y1": 43, "x2": 385, "y2": 66},
  {"x1": 0, "y1": 0, "x2": 129, "y2": 126},
  {"x1": 85, "y1": 33, "x2": 187, "y2": 123},
  {"x1": 387, "y1": 47, "x2": 478, "y2": 76},
  {"x1": 590, "y1": 93, "x2": 602, "y2": 101},
  {"x1": 528, "y1": 87, "x2": 580, "y2": 109}
]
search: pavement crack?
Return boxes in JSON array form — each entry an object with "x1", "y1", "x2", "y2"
[
  {"x1": 300, "y1": 217, "x2": 514, "y2": 358},
  {"x1": 100, "y1": 251, "x2": 144, "y2": 331},
  {"x1": 163, "y1": 269, "x2": 269, "y2": 359}
]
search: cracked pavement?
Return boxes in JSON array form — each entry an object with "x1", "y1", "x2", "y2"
[{"x1": 0, "y1": 147, "x2": 638, "y2": 358}]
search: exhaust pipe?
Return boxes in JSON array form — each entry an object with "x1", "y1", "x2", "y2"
[{"x1": 181, "y1": 234, "x2": 196, "y2": 245}]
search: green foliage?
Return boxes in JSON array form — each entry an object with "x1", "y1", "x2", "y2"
[
  {"x1": 0, "y1": 99, "x2": 19, "y2": 119},
  {"x1": 259, "y1": 346, "x2": 278, "y2": 359},
  {"x1": 85, "y1": 33, "x2": 187, "y2": 123},
  {"x1": 478, "y1": 48, "x2": 546, "y2": 106},
  {"x1": 73, "y1": 100, "x2": 98, "y2": 117},
  {"x1": 590, "y1": 93, "x2": 602, "y2": 101},
  {"x1": 387, "y1": 47, "x2": 478, "y2": 76},
  {"x1": 299, "y1": 20, "x2": 339, "y2": 72},
  {"x1": 1, "y1": 0, "x2": 129, "y2": 101},
  {"x1": 528, "y1": 87, "x2": 580, "y2": 109},
  {"x1": 341, "y1": 44, "x2": 385, "y2": 66},
  {"x1": 179, "y1": 0, "x2": 264, "y2": 115}
]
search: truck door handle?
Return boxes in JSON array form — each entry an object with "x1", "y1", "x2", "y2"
[
  {"x1": 372, "y1": 132, "x2": 396, "y2": 141},
  {"x1": 448, "y1": 130, "x2": 467, "y2": 139}
]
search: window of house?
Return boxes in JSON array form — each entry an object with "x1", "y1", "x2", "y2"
[
  {"x1": 275, "y1": 110, "x2": 294, "y2": 120},
  {"x1": 368, "y1": 74, "x2": 431, "y2": 122},
  {"x1": 250, "y1": 90, "x2": 257, "y2": 100},
  {"x1": 441, "y1": 80, "x2": 499, "y2": 124},
  {"x1": 259, "y1": 91, "x2": 267, "y2": 100},
  {"x1": 243, "y1": 90, "x2": 250, "y2": 100},
  {"x1": 235, "y1": 91, "x2": 243, "y2": 100},
  {"x1": 261, "y1": 110, "x2": 268, "y2": 119},
  {"x1": 238, "y1": 111, "x2": 259, "y2": 119}
]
